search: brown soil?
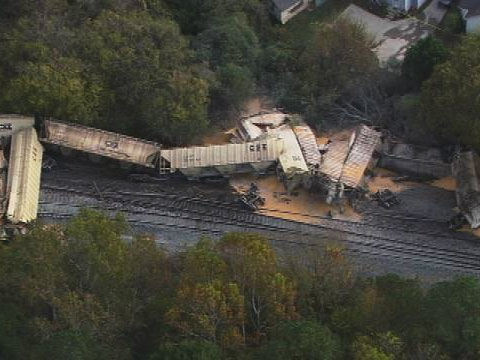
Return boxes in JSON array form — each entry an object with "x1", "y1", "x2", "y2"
[
  {"x1": 367, "y1": 168, "x2": 420, "y2": 193},
  {"x1": 230, "y1": 175, "x2": 361, "y2": 223},
  {"x1": 315, "y1": 127, "x2": 356, "y2": 145},
  {"x1": 430, "y1": 176, "x2": 457, "y2": 191},
  {"x1": 241, "y1": 97, "x2": 275, "y2": 118},
  {"x1": 459, "y1": 225, "x2": 480, "y2": 238},
  {"x1": 201, "y1": 128, "x2": 236, "y2": 145}
]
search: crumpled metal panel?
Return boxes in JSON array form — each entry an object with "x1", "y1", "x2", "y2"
[
  {"x1": 452, "y1": 151, "x2": 480, "y2": 228},
  {"x1": 293, "y1": 126, "x2": 322, "y2": 168},
  {"x1": 340, "y1": 125, "x2": 381, "y2": 188},
  {"x1": 319, "y1": 138, "x2": 353, "y2": 182}
]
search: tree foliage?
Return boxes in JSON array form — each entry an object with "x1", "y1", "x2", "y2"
[
  {"x1": 0, "y1": 0, "x2": 383, "y2": 144},
  {"x1": 0, "y1": 211, "x2": 477, "y2": 359},
  {"x1": 402, "y1": 36, "x2": 448, "y2": 90},
  {"x1": 257, "y1": 320, "x2": 341, "y2": 360},
  {"x1": 276, "y1": 18, "x2": 378, "y2": 126},
  {"x1": 0, "y1": 2, "x2": 209, "y2": 145},
  {"x1": 420, "y1": 35, "x2": 480, "y2": 150}
]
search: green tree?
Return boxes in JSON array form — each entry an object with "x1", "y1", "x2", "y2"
[
  {"x1": 402, "y1": 36, "x2": 448, "y2": 90},
  {"x1": 0, "y1": 209, "x2": 172, "y2": 359},
  {"x1": 215, "y1": 64, "x2": 255, "y2": 110},
  {"x1": 424, "y1": 277, "x2": 480, "y2": 358},
  {"x1": 167, "y1": 240, "x2": 245, "y2": 347},
  {"x1": 196, "y1": 14, "x2": 260, "y2": 70},
  {"x1": 258, "y1": 320, "x2": 342, "y2": 360},
  {"x1": 216, "y1": 233, "x2": 297, "y2": 339},
  {"x1": 151, "y1": 340, "x2": 221, "y2": 360},
  {"x1": 291, "y1": 246, "x2": 356, "y2": 321},
  {"x1": 74, "y1": 10, "x2": 209, "y2": 143},
  {"x1": 282, "y1": 18, "x2": 378, "y2": 124},
  {"x1": 3, "y1": 57, "x2": 102, "y2": 123},
  {"x1": 420, "y1": 35, "x2": 480, "y2": 150},
  {"x1": 164, "y1": 0, "x2": 267, "y2": 35},
  {"x1": 352, "y1": 332, "x2": 403, "y2": 360}
]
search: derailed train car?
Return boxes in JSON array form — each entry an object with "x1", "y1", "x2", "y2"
[
  {"x1": 40, "y1": 119, "x2": 284, "y2": 178},
  {"x1": 0, "y1": 114, "x2": 35, "y2": 139},
  {"x1": 159, "y1": 139, "x2": 284, "y2": 178},
  {"x1": 41, "y1": 120, "x2": 160, "y2": 168},
  {"x1": 5, "y1": 128, "x2": 43, "y2": 223}
]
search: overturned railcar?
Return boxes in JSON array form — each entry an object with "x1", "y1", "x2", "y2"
[
  {"x1": 41, "y1": 120, "x2": 160, "y2": 168},
  {"x1": 0, "y1": 114, "x2": 35, "y2": 139},
  {"x1": 6, "y1": 128, "x2": 43, "y2": 223},
  {"x1": 318, "y1": 125, "x2": 381, "y2": 203},
  {"x1": 452, "y1": 151, "x2": 480, "y2": 229},
  {"x1": 159, "y1": 139, "x2": 284, "y2": 179}
]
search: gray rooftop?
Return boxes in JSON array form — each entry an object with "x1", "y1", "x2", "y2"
[{"x1": 460, "y1": 0, "x2": 480, "y2": 18}]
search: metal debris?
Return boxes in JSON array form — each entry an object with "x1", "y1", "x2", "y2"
[
  {"x1": 372, "y1": 189, "x2": 400, "y2": 209},
  {"x1": 238, "y1": 183, "x2": 266, "y2": 211}
]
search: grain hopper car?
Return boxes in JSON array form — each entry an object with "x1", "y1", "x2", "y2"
[
  {"x1": 40, "y1": 119, "x2": 284, "y2": 179},
  {"x1": 41, "y1": 120, "x2": 160, "y2": 168},
  {"x1": 5, "y1": 128, "x2": 43, "y2": 224},
  {"x1": 158, "y1": 139, "x2": 284, "y2": 179}
]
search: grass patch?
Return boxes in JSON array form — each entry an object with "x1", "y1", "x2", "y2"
[{"x1": 275, "y1": 0, "x2": 351, "y2": 45}]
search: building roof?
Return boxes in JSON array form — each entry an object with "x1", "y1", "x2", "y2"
[
  {"x1": 160, "y1": 138, "x2": 284, "y2": 170},
  {"x1": 341, "y1": 4, "x2": 431, "y2": 68},
  {"x1": 459, "y1": 0, "x2": 480, "y2": 18},
  {"x1": 42, "y1": 120, "x2": 160, "y2": 168},
  {"x1": 6, "y1": 128, "x2": 43, "y2": 223},
  {"x1": 452, "y1": 151, "x2": 480, "y2": 228},
  {"x1": 272, "y1": 0, "x2": 302, "y2": 11}
]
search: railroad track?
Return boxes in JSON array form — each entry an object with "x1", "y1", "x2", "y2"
[
  {"x1": 38, "y1": 206, "x2": 480, "y2": 274},
  {"x1": 38, "y1": 183, "x2": 480, "y2": 274},
  {"x1": 40, "y1": 182, "x2": 477, "y2": 245}
]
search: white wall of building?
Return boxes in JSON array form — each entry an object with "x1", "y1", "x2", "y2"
[
  {"x1": 387, "y1": 0, "x2": 410, "y2": 12},
  {"x1": 416, "y1": 0, "x2": 427, "y2": 9},
  {"x1": 466, "y1": 16, "x2": 480, "y2": 33},
  {"x1": 386, "y1": 0, "x2": 427, "y2": 11}
]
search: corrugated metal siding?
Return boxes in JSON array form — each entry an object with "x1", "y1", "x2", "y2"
[
  {"x1": 452, "y1": 151, "x2": 480, "y2": 228},
  {"x1": 340, "y1": 126, "x2": 381, "y2": 187},
  {"x1": 319, "y1": 138, "x2": 353, "y2": 182},
  {"x1": 293, "y1": 126, "x2": 322, "y2": 168},
  {"x1": 0, "y1": 150, "x2": 7, "y2": 216},
  {"x1": 317, "y1": 126, "x2": 380, "y2": 188},
  {"x1": 42, "y1": 120, "x2": 159, "y2": 167},
  {"x1": 6, "y1": 128, "x2": 43, "y2": 223},
  {"x1": 160, "y1": 138, "x2": 284, "y2": 170},
  {"x1": 0, "y1": 114, "x2": 35, "y2": 138}
]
